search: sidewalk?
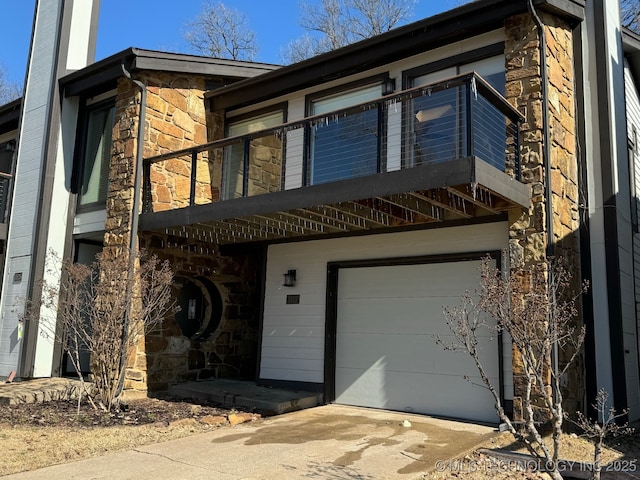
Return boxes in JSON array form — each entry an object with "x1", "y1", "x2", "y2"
[{"x1": 3, "y1": 404, "x2": 498, "y2": 480}]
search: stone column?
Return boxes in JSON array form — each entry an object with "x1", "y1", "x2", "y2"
[
  {"x1": 106, "y1": 72, "x2": 217, "y2": 395},
  {"x1": 505, "y1": 12, "x2": 582, "y2": 420}
]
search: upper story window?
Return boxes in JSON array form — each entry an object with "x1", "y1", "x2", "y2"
[
  {"x1": 223, "y1": 109, "x2": 284, "y2": 200},
  {"x1": 306, "y1": 80, "x2": 383, "y2": 185},
  {"x1": 77, "y1": 99, "x2": 115, "y2": 210},
  {"x1": 0, "y1": 138, "x2": 15, "y2": 223},
  {"x1": 406, "y1": 54, "x2": 505, "y2": 168}
]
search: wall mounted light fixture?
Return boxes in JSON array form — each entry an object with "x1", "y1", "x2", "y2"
[
  {"x1": 382, "y1": 77, "x2": 396, "y2": 96},
  {"x1": 283, "y1": 269, "x2": 297, "y2": 287}
]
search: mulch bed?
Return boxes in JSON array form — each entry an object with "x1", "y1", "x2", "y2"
[{"x1": 0, "y1": 396, "x2": 243, "y2": 428}]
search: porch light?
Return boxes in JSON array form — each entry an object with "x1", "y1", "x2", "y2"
[
  {"x1": 283, "y1": 269, "x2": 297, "y2": 287},
  {"x1": 415, "y1": 104, "x2": 453, "y2": 123},
  {"x1": 382, "y1": 77, "x2": 396, "y2": 96}
]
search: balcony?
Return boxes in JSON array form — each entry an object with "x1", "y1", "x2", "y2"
[{"x1": 139, "y1": 73, "x2": 529, "y2": 244}]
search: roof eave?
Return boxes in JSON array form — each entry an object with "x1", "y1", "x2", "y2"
[
  {"x1": 207, "y1": 0, "x2": 585, "y2": 112},
  {"x1": 59, "y1": 47, "x2": 281, "y2": 98},
  {"x1": 0, "y1": 97, "x2": 23, "y2": 135}
]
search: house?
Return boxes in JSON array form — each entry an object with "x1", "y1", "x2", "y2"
[{"x1": 1, "y1": 0, "x2": 639, "y2": 425}]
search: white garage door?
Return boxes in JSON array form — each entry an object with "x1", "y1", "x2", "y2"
[{"x1": 335, "y1": 259, "x2": 500, "y2": 423}]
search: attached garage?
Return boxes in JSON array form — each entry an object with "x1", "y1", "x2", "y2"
[
  {"x1": 329, "y1": 257, "x2": 501, "y2": 424},
  {"x1": 259, "y1": 223, "x2": 511, "y2": 424}
]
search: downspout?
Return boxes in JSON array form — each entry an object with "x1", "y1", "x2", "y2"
[
  {"x1": 116, "y1": 63, "x2": 147, "y2": 397},
  {"x1": 528, "y1": 0, "x2": 554, "y2": 258},
  {"x1": 121, "y1": 64, "x2": 146, "y2": 256},
  {"x1": 527, "y1": 1, "x2": 561, "y2": 401}
]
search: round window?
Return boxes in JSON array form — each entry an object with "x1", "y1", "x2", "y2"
[{"x1": 175, "y1": 276, "x2": 223, "y2": 341}]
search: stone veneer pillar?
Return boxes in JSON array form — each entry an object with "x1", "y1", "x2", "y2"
[
  {"x1": 106, "y1": 73, "x2": 214, "y2": 394},
  {"x1": 505, "y1": 12, "x2": 583, "y2": 419},
  {"x1": 106, "y1": 72, "x2": 261, "y2": 395}
]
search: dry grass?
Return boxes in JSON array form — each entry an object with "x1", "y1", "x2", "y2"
[
  {"x1": 0, "y1": 397, "x2": 259, "y2": 476},
  {"x1": 423, "y1": 431, "x2": 640, "y2": 479},
  {"x1": 0, "y1": 422, "x2": 215, "y2": 476}
]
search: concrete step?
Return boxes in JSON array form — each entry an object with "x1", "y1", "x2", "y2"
[{"x1": 168, "y1": 379, "x2": 323, "y2": 415}]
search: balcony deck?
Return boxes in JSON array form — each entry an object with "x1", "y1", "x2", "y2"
[
  {"x1": 139, "y1": 156, "x2": 528, "y2": 244},
  {"x1": 138, "y1": 73, "x2": 530, "y2": 245}
]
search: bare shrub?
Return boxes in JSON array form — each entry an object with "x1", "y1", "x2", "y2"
[
  {"x1": 568, "y1": 389, "x2": 634, "y2": 480},
  {"x1": 27, "y1": 249, "x2": 176, "y2": 411},
  {"x1": 437, "y1": 255, "x2": 586, "y2": 480}
]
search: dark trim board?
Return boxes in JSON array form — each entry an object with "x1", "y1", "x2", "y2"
[
  {"x1": 323, "y1": 250, "x2": 507, "y2": 415},
  {"x1": 573, "y1": 21, "x2": 597, "y2": 417},
  {"x1": 254, "y1": 245, "x2": 268, "y2": 382},
  {"x1": 593, "y1": 0, "x2": 628, "y2": 416}
]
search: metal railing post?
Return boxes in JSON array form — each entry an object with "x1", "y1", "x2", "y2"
[
  {"x1": 516, "y1": 118, "x2": 522, "y2": 180},
  {"x1": 142, "y1": 160, "x2": 151, "y2": 213},
  {"x1": 465, "y1": 78, "x2": 474, "y2": 158},
  {"x1": 190, "y1": 150, "x2": 197, "y2": 206},
  {"x1": 242, "y1": 138, "x2": 250, "y2": 196}
]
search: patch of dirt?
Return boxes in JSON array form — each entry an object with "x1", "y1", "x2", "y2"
[{"x1": 0, "y1": 396, "x2": 245, "y2": 428}]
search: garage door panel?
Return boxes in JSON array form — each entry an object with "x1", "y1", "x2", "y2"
[
  {"x1": 338, "y1": 262, "x2": 484, "y2": 298},
  {"x1": 336, "y1": 333, "x2": 499, "y2": 377},
  {"x1": 337, "y1": 299, "x2": 497, "y2": 338},
  {"x1": 335, "y1": 260, "x2": 500, "y2": 424},
  {"x1": 335, "y1": 368, "x2": 498, "y2": 422}
]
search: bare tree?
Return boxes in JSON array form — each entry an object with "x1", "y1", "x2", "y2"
[
  {"x1": 29, "y1": 249, "x2": 176, "y2": 412},
  {"x1": 282, "y1": 0, "x2": 415, "y2": 63},
  {"x1": 437, "y1": 256, "x2": 586, "y2": 480},
  {"x1": 184, "y1": 1, "x2": 258, "y2": 61},
  {"x1": 568, "y1": 389, "x2": 634, "y2": 480},
  {"x1": 621, "y1": 0, "x2": 640, "y2": 33},
  {"x1": 0, "y1": 64, "x2": 21, "y2": 105},
  {"x1": 282, "y1": 34, "x2": 323, "y2": 64}
]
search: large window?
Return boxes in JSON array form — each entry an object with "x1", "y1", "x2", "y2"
[
  {"x1": 307, "y1": 82, "x2": 382, "y2": 185},
  {"x1": 0, "y1": 139, "x2": 15, "y2": 223},
  {"x1": 410, "y1": 67, "x2": 460, "y2": 166},
  {"x1": 408, "y1": 55, "x2": 505, "y2": 168},
  {"x1": 223, "y1": 110, "x2": 283, "y2": 200},
  {"x1": 78, "y1": 101, "x2": 115, "y2": 209}
]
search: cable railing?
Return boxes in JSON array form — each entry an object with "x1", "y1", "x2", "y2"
[{"x1": 142, "y1": 72, "x2": 522, "y2": 213}]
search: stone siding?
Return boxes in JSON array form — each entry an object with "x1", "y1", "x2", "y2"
[
  {"x1": 140, "y1": 234, "x2": 261, "y2": 392},
  {"x1": 106, "y1": 73, "x2": 261, "y2": 394},
  {"x1": 505, "y1": 12, "x2": 583, "y2": 420},
  {"x1": 144, "y1": 73, "x2": 219, "y2": 211}
]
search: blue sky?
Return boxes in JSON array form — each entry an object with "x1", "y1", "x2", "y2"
[{"x1": 1, "y1": 1, "x2": 462, "y2": 88}]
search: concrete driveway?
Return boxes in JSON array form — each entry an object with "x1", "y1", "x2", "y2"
[{"x1": 6, "y1": 405, "x2": 498, "y2": 479}]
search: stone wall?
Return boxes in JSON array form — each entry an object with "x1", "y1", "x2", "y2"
[
  {"x1": 505, "y1": 12, "x2": 583, "y2": 419},
  {"x1": 247, "y1": 134, "x2": 283, "y2": 196},
  {"x1": 106, "y1": 72, "x2": 261, "y2": 395},
  {"x1": 139, "y1": 234, "x2": 261, "y2": 392},
  {"x1": 144, "y1": 73, "x2": 219, "y2": 211}
]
